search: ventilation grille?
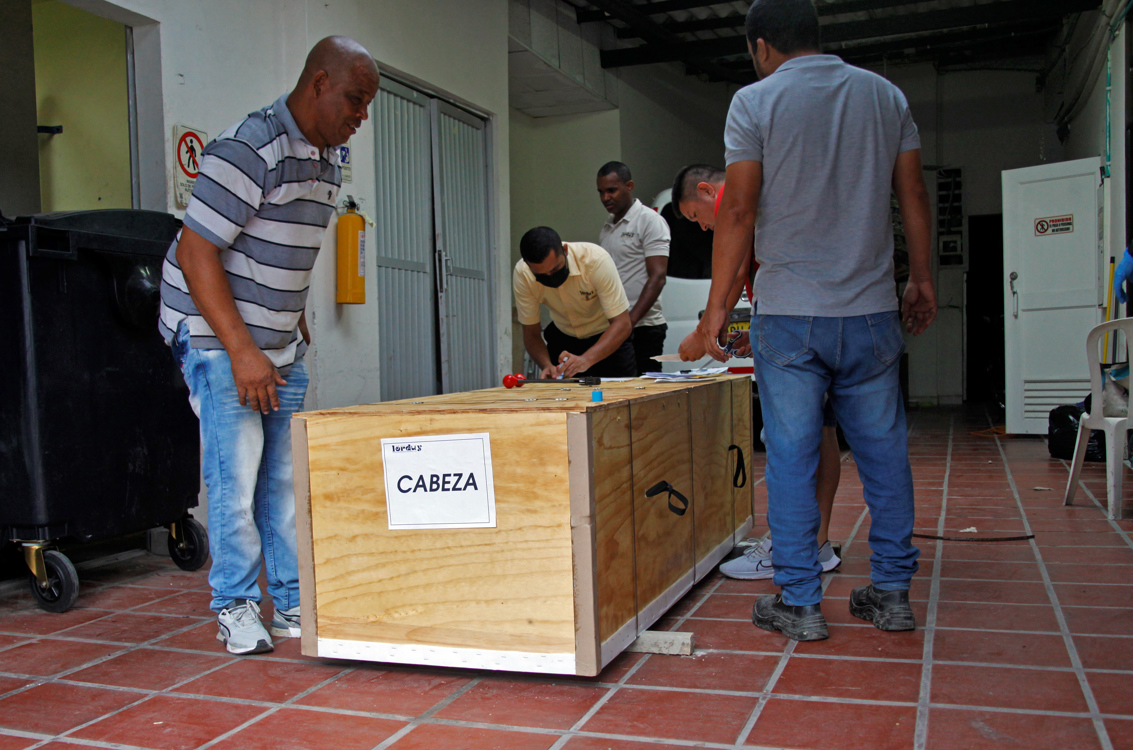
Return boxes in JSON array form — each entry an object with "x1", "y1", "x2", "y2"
[{"x1": 1023, "y1": 379, "x2": 1090, "y2": 419}]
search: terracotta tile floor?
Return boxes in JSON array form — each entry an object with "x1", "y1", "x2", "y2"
[{"x1": 1, "y1": 407, "x2": 1132, "y2": 749}]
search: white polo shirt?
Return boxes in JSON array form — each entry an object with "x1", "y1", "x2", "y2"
[{"x1": 598, "y1": 198, "x2": 671, "y2": 328}]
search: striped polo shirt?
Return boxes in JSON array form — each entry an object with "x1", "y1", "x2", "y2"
[{"x1": 158, "y1": 94, "x2": 341, "y2": 371}]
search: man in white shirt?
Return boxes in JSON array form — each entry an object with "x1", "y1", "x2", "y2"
[{"x1": 597, "y1": 162, "x2": 671, "y2": 375}]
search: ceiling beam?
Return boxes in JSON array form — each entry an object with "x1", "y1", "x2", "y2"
[
  {"x1": 578, "y1": 0, "x2": 725, "y2": 24},
  {"x1": 712, "y1": 24, "x2": 1058, "y2": 83},
  {"x1": 584, "y1": 0, "x2": 751, "y2": 83},
  {"x1": 612, "y1": 0, "x2": 948, "y2": 40},
  {"x1": 580, "y1": 0, "x2": 936, "y2": 25},
  {"x1": 718, "y1": 20, "x2": 1061, "y2": 68},
  {"x1": 600, "y1": 0, "x2": 1100, "y2": 67}
]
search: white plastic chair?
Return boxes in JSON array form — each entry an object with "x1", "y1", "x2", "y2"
[{"x1": 1064, "y1": 319, "x2": 1133, "y2": 520}]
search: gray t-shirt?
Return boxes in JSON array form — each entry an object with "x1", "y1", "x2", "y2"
[{"x1": 724, "y1": 54, "x2": 920, "y2": 317}]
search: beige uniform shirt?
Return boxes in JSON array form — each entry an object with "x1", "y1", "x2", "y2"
[
  {"x1": 598, "y1": 199, "x2": 671, "y2": 328},
  {"x1": 514, "y1": 242, "x2": 630, "y2": 339}
]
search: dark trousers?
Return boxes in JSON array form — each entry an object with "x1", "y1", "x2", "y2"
[
  {"x1": 543, "y1": 322, "x2": 637, "y2": 378},
  {"x1": 631, "y1": 323, "x2": 668, "y2": 376}
]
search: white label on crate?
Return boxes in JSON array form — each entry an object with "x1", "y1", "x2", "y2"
[
  {"x1": 382, "y1": 433, "x2": 496, "y2": 529},
  {"x1": 358, "y1": 230, "x2": 365, "y2": 277}
]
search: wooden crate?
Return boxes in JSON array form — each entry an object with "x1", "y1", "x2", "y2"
[{"x1": 292, "y1": 375, "x2": 754, "y2": 675}]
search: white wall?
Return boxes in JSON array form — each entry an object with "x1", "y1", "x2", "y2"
[
  {"x1": 617, "y1": 64, "x2": 735, "y2": 203},
  {"x1": 509, "y1": 107, "x2": 620, "y2": 247},
  {"x1": 872, "y1": 62, "x2": 1064, "y2": 403},
  {"x1": 508, "y1": 106, "x2": 620, "y2": 370},
  {"x1": 65, "y1": 0, "x2": 512, "y2": 411},
  {"x1": 1064, "y1": 26, "x2": 1127, "y2": 289}
]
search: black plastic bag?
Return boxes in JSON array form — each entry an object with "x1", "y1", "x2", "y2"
[{"x1": 1048, "y1": 404, "x2": 1105, "y2": 462}]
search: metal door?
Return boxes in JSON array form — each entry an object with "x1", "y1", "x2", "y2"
[
  {"x1": 374, "y1": 79, "x2": 438, "y2": 401},
  {"x1": 1003, "y1": 157, "x2": 1105, "y2": 434},
  {"x1": 431, "y1": 100, "x2": 494, "y2": 393}
]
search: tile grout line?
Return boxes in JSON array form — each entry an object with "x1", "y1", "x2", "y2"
[
  {"x1": 546, "y1": 564, "x2": 731, "y2": 749},
  {"x1": 992, "y1": 415, "x2": 1114, "y2": 750},
  {"x1": 368, "y1": 676, "x2": 484, "y2": 750},
  {"x1": 913, "y1": 412, "x2": 954, "y2": 750},
  {"x1": 1061, "y1": 458, "x2": 1133, "y2": 549},
  {"x1": 733, "y1": 446, "x2": 871, "y2": 748},
  {"x1": 18, "y1": 654, "x2": 353, "y2": 750},
  {"x1": 0, "y1": 611, "x2": 224, "y2": 711},
  {"x1": 191, "y1": 662, "x2": 358, "y2": 750},
  {"x1": 17, "y1": 631, "x2": 263, "y2": 749}
]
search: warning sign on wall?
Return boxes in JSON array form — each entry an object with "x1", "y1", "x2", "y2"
[
  {"x1": 1034, "y1": 214, "x2": 1074, "y2": 237},
  {"x1": 339, "y1": 141, "x2": 352, "y2": 183},
  {"x1": 174, "y1": 125, "x2": 208, "y2": 207}
]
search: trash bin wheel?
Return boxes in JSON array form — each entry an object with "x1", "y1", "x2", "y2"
[
  {"x1": 168, "y1": 517, "x2": 209, "y2": 571},
  {"x1": 29, "y1": 550, "x2": 80, "y2": 613}
]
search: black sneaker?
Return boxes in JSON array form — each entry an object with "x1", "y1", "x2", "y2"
[
  {"x1": 849, "y1": 584, "x2": 917, "y2": 631},
  {"x1": 752, "y1": 594, "x2": 829, "y2": 641}
]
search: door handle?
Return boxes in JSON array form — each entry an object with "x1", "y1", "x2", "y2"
[
  {"x1": 435, "y1": 249, "x2": 447, "y2": 295},
  {"x1": 1009, "y1": 272, "x2": 1019, "y2": 318}
]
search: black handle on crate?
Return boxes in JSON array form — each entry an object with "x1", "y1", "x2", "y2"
[
  {"x1": 728, "y1": 444, "x2": 747, "y2": 488},
  {"x1": 645, "y1": 480, "x2": 689, "y2": 516}
]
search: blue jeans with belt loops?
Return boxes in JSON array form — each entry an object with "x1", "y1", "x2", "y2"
[
  {"x1": 172, "y1": 322, "x2": 307, "y2": 613},
  {"x1": 753, "y1": 312, "x2": 919, "y2": 607}
]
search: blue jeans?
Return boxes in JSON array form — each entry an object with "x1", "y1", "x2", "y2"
[
  {"x1": 754, "y1": 312, "x2": 919, "y2": 606},
  {"x1": 172, "y1": 323, "x2": 307, "y2": 613}
]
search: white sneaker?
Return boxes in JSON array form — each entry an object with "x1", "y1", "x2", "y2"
[
  {"x1": 818, "y1": 541, "x2": 841, "y2": 573},
  {"x1": 719, "y1": 538, "x2": 840, "y2": 580},
  {"x1": 736, "y1": 536, "x2": 772, "y2": 552},
  {"x1": 720, "y1": 539, "x2": 774, "y2": 579},
  {"x1": 270, "y1": 605, "x2": 301, "y2": 638},
  {"x1": 217, "y1": 599, "x2": 273, "y2": 655}
]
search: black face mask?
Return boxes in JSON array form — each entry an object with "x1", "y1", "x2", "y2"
[{"x1": 534, "y1": 259, "x2": 570, "y2": 288}]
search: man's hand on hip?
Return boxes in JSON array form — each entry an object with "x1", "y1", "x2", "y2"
[
  {"x1": 901, "y1": 277, "x2": 937, "y2": 336},
  {"x1": 230, "y1": 346, "x2": 287, "y2": 413}
]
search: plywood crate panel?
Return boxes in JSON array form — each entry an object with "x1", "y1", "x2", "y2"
[{"x1": 292, "y1": 375, "x2": 754, "y2": 675}]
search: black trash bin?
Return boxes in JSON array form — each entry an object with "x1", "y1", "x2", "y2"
[{"x1": 0, "y1": 210, "x2": 207, "y2": 612}]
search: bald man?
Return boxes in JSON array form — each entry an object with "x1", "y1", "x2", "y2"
[{"x1": 159, "y1": 37, "x2": 379, "y2": 654}]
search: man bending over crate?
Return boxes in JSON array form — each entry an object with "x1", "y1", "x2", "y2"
[
  {"x1": 158, "y1": 37, "x2": 380, "y2": 654},
  {"x1": 514, "y1": 226, "x2": 637, "y2": 379},
  {"x1": 671, "y1": 164, "x2": 841, "y2": 580}
]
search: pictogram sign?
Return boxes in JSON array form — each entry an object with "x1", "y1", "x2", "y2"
[{"x1": 174, "y1": 125, "x2": 208, "y2": 207}]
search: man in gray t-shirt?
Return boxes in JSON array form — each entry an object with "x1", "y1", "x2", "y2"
[{"x1": 699, "y1": 0, "x2": 936, "y2": 642}]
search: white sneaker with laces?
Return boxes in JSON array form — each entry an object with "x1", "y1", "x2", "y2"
[
  {"x1": 817, "y1": 540, "x2": 841, "y2": 573},
  {"x1": 217, "y1": 599, "x2": 273, "y2": 655},
  {"x1": 720, "y1": 539, "x2": 774, "y2": 580},
  {"x1": 720, "y1": 538, "x2": 840, "y2": 580},
  {"x1": 270, "y1": 605, "x2": 301, "y2": 638}
]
